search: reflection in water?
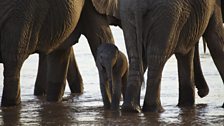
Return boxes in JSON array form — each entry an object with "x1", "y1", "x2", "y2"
[
  {"x1": 0, "y1": 95, "x2": 224, "y2": 125},
  {"x1": 38, "y1": 102, "x2": 76, "y2": 125},
  {"x1": 178, "y1": 105, "x2": 205, "y2": 125},
  {"x1": 1, "y1": 106, "x2": 21, "y2": 125}
]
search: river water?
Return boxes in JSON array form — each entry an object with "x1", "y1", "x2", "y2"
[{"x1": 0, "y1": 27, "x2": 223, "y2": 125}]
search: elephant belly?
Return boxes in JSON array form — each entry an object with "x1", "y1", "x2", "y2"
[
  {"x1": 38, "y1": 0, "x2": 85, "y2": 53},
  {"x1": 0, "y1": 0, "x2": 16, "y2": 29},
  {"x1": 141, "y1": 0, "x2": 212, "y2": 55}
]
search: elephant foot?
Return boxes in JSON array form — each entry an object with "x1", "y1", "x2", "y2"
[
  {"x1": 46, "y1": 82, "x2": 65, "y2": 102},
  {"x1": 122, "y1": 102, "x2": 141, "y2": 113},
  {"x1": 111, "y1": 97, "x2": 121, "y2": 110},
  {"x1": 1, "y1": 79, "x2": 21, "y2": 107},
  {"x1": 71, "y1": 90, "x2": 83, "y2": 94},
  {"x1": 70, "y1": 87, "x2": 84, "y2": 94},
  {"x1": 47, "y1": 95, "x2": 62, "y2": 102},
  {"x1": 142, "y1": 104, "x2": 164, "y2": 113},
  {"x1": 197, "y1": 87, "x2": 209, "y2": 98},
  {"x1": 69, "y1": 81, "x2": 84, "y2": 94},
  {"x1": 1, "y1": 97, "x2": 21, "y2": 107},
  {"x1": 47, "y1": 90, "x2": 63, "y2": 102},
  {"x1": 111, "y1": 104, "x2": 120, "y2": 111},
  {"x1": 103, "y1": 104, "x2": 111, "y2": 110},
  {"x1": 177, "y1": 101, "x2": 195, "y2": 107},
  {"x1": 178, "y1": 87, "x2": 195, "y2": 107},
  {"x1": 34, "y1": 88, "x2": 46, "y2": 96}
]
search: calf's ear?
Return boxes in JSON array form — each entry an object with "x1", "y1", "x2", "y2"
[{"x1": 91, "y1": 0, "x2": 120, "y2": 19}]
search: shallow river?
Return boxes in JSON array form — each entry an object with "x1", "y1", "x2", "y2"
[{"x1": 0, "y1": 27, "x2": 223, "y2": 125}]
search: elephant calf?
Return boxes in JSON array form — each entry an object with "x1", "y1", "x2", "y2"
[{"x1": 96, "y1": 43, "x2": 128, "y2": 110}]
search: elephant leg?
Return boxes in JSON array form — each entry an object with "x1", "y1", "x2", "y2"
[
  {"x1": 176, "y1": 49, "x2": 195, "y2": 107},
  {"x1": 194, "y1": 43, "x2": 209, "y2": 98},
  {"x1": 99, "y1": 70, "x2": 111, "y2": 109},
  {"x1": 111, "y1": 73, "x2": 122, "y2": 110},
  {"x1": 203, "y1": 10, "x2": 224, "y2": 83},
  {"x1": 66, "y1": 47, "x2": 83, "y2": 94},
  {"x1": 46, "y1": 48, "x2": 71, "y2": 102},
  {"x1": 34, "y1": 53, "x2": 47, "y2": 96},
  {"x1": 121, "y1": 20, "x2": 142, "y2": 113},
  {"x1": 142, "y1": 59, "x2": 165, "y2": 112},
  {"x1": 1, "y1": 60, "x2": 24, "y2": 107},
  {"x1": 142, "y1": 9, "x2": 183, "y2": 112},
  {"x1": 121, "y1": 70, "x2": 128, "y2": 100},
  {"x1": 203, "y1": 9, "x2": 224, "y2": 107},
  {"x1": 1, "y1": 21, "x2": 29, "y2": 106},
  {"x1": 1, "y1": 43, "x2": 27, "y2": 106}
]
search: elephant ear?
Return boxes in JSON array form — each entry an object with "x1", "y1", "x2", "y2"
[{"x1": 91, "y1": 0, "x2": 120, "y2": 19}]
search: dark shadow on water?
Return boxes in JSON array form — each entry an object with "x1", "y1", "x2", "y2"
[
  {"x1": 0, "y1": 96, "x2": 80, "y2": 125},
  {"x1": 177, "y1": 105, "x2": 207, "y2": 125},
  {"x1": 0, "y1": 97, "x2": 224, "y2": 125},
  {"x1": 37, "y1": 102, "x2": 78, "y2": 125},
  {"x1": 1, "y1": 105, "x2": 21, "y2": 125},
  {"x1": 94, "y1": 108, "x2": 167, "y2": 125},
  {"x1": 176, "y1": 104, "x2": 224, "y2": 125}
]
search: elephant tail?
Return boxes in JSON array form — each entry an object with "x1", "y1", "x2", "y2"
[
  {"x1": 135, "y1": 3, "x2": 144, "y2": 84},
  {"x1": 194, "y1": 43, "x2": 209, "y2": 98}
]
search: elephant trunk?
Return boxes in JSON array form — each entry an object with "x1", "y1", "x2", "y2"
[{"x1": 105, "y1": 64, "x2": 113, "y2": 95}]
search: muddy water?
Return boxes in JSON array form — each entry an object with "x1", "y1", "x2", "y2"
[{"x1": 0, "y1": 27, "x2": 224, "y2": 125}]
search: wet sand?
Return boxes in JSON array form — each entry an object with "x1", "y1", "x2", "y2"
[{"x1": 0, "y1": 27, "x2": 224, "y2": 125}]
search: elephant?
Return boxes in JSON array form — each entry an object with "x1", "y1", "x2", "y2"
[
  {"x1": 0, "y1": 0, "x2": 117, "y2": 107},
  {"x1": 33, "y1": 0, "x2": 116, "y2": 96},
  {"x1": 0, "y1": 0, "x2": 85, "y2": 106},
  {"x1": 33, "y1": 0, "x2": 208, "y2": 108},
  {"x1": 33, "y1": 0, "x2": 208, "y2": 111},
  {"x1": 96, "y1": 43, "x2": 128, "y2": 110},
  {"x1": 91, "y1": 0, "x2": 224, "y2": 112},
  {"x1": 0, "y1": 0, "x2": 211, "y2": 108},
  {"x1": 122, "y1": 0, "x2": 224, "y2": 112}
]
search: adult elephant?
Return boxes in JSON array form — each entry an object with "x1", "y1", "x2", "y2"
[
  {"x1": 34, "y1": 0, "x2": 209, "y2": 100},
  {"x1": 0, "y1": 0, "x2": 210, "y2": 108},
  {"x1": 33, "y1": 0, "x2": 116, "y2": 96},
  {"x1": 0, "y1": 0, "x2": 116, "y2": 107},
  {"x1": 121, "y1": 0, "x2": 224, "y2": 112},
  {"x1": 92, "y1": 0, "x2": 224, "y2": 112},
  {"x1": 0, "y1": 0, "x2": 85, "y2": 106}
]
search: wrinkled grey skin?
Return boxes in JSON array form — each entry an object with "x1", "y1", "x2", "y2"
[
  {"x1": 0, "y1": 0, "x2": 217, "y2": 110},
  {"x1": 0, "y1": 0, "x2": 85, "y2": 106},
  {"x1": 96, "y1": 43, "x2": 128, "y2": 110},
  {"x1": 34, "y1": 0, "x2": 115, "y2": 96},
  {"x1": 0, "y1": 0, "x2": 114, "y2": 107},
  {"x1": 119, "y1": 0, "x2": 224, "y2": 112},
  {"x1": 35, "y1": 0, "x2": 210, "y2": 109},
  {"x1": 93, "y1": 0, "x2": 218, "y2": 112}
]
